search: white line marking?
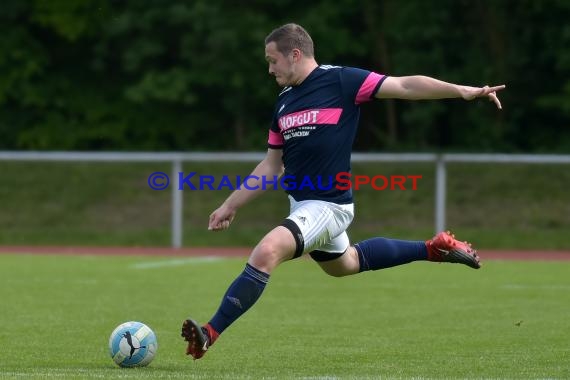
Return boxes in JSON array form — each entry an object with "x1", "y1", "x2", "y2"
[{"x1": 131, "y1": 257, "x2": 223, "y2": 269}]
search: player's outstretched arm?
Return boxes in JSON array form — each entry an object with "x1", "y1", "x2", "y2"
[
  {"x1": 375, "y1": 76, "x2": 505, "y2": 109},
  {"x1": 208, "y1": 148, "x2": 284, "y2": 231}
]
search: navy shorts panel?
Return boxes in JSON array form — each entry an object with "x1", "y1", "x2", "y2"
[
  {"x1": 280, "y1": 218, "x2": 304, "y2": 258},
  {"x1": 309, "y1": 249, "x2": 346, "y2": 262}
]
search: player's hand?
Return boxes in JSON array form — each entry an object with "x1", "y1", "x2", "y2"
[
  {"x1": 208, "y1": 205, "x2": 236, "y2": 231},
  {"x1": 461, "y1": 84, "x2": 506, "y2": 109}
]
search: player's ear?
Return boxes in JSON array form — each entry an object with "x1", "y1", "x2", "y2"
[{"x1": 291, "y1": 48, "x2": 302, "y2": 62}]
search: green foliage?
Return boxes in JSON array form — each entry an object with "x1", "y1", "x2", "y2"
[{"x1": 0, "y1": 0, "x2": 568, "y2": 151}]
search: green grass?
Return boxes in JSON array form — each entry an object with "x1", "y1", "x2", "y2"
[
  {"x1": 0, "y1": 161, "x2": 569, "y2": 248},
  {"x1": 0, "y1": 253, "x2": 569, "y2": 379}
]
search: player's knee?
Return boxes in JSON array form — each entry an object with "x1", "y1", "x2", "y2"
[
  {"x1": 249, "y1": 240, "x2": 289, "y2": 272},
  {"x1": 256, "y1": 240, "x2": 279, "y2": 258}
]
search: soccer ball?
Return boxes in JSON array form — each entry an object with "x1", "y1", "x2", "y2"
[{"x1": 108, "y1": 321, "x2": 158, "y2": 367}]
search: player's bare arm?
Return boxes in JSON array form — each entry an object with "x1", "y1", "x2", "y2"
[
  {"x1": 208, "y1": 148, "x2": 284, "y2": 231},
  {"x1": 376, "y1": 76, "x2": 506, "y2": 109}
]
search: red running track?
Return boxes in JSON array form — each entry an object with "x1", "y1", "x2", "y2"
[{"x1": 0, "y1": 246, "x2": 569, "y2": 261}]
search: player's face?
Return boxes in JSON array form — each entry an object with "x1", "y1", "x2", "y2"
[{"x1": 265, "y1": 42, "x2": 296, "y2": 87}]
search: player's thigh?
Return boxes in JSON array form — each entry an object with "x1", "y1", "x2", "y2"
[
  {"x1": 310, "y1": 233, "x2": 360, "y2": 277},
  {"x1": 314, "y1": 245, "x2": 360, "y2": 277}
]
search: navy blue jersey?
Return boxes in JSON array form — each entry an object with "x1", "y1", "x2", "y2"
[{"x1": 268, "y1": 65, "x2": 386, "y2": 204}]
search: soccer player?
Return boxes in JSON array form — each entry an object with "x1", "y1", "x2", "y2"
[{"x1": 182, "y1": 23, "x2": 505, "y2": 359}]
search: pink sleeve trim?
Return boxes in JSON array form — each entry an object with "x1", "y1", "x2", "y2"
[
  {"x1": 268, "y1": 129, "x2": 284, "y2": 146},
  {"x1": 355, "y1": 72, "x2": 385, "y2": 104}
]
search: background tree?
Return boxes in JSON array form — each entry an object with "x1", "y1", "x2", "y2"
[{"x1": 0, "y1": 0, "x2": 568, "y2": 152}]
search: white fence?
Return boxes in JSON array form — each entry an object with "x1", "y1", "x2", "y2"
[{"x1": 1, "y1": 151, "x2": 569, "y2": 248}]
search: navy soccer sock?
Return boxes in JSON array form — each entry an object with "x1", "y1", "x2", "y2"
[
  {"x1": 208, "y1": 263, "x2": 269, "y2": 334},
  {"x1": 354, "y1": 237, "x2": 428, "y2": 272}
]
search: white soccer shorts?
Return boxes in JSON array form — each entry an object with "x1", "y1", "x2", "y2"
[{"x1": 282, "y1": 195, "x2": 354, "y2": 260}]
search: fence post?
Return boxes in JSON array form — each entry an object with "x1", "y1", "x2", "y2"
[
  {"x1": 435, "y1": 155, "x2": 446, "y2": 234},
  {"x1": 171, "y1": 160, "x2": 183, "y2": 248}
]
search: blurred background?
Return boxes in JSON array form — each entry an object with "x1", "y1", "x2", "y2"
[{"x1": 0, "y1": 0, "x2": 568, "y2": 249}]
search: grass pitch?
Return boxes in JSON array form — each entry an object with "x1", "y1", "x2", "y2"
[{"x1": 0, "y1": 253, "x2": 568, "y2": 379}]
